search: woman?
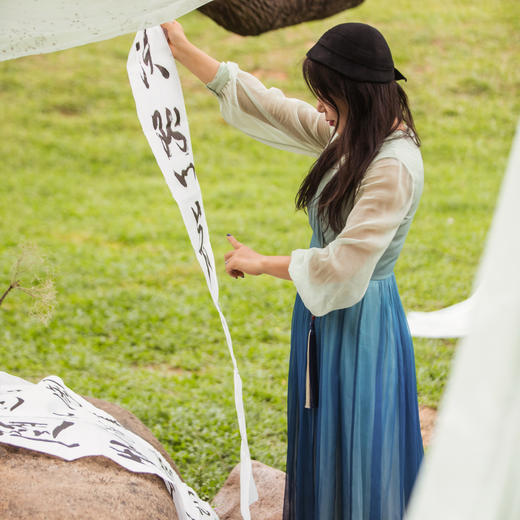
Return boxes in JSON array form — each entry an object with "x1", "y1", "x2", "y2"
[{"x1": 162, "y1": 20, "x2": 424, "y2": 520}]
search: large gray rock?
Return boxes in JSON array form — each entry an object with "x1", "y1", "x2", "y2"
[{"x1": 0, "y1": 396, "x2": 179, "y2": 520}]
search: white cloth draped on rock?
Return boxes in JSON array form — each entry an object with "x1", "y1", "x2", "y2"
[{"x1": 0, "y1": 373, "x2": 218, "y2": 520}]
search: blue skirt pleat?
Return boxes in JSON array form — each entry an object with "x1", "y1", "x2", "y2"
[{"x1": 283, "y1": 274, "x2": 423, "y2": 520}]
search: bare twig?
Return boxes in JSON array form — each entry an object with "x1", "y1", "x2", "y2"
[
  {"x1": 0, "y1": 282, "x2": 16, "y2": 306},
  {"x1": 1, "y1": 244, "x2": 56, "y2": 324}
]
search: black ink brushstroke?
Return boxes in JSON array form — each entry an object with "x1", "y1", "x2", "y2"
[
  {"x1": 109, "y1": 439, "x2": 154, "y2": 466},
  {"x1": 9, "y1": 433, "x2": 80, "y2": 449},
  {"x1": 174, "y1": 162, "x2": 195, "y2": 187},
  {"x1": 52, "y1": 420, "x2": 74, "y2": 438},
  {"x1": 155, "y1": 64, "x2": 170, "y2": 79},
  {"x1": 10, "y1": 397, "x2": 24, "y2": 412},
  {"x1": 191, "y1": 201, "x2": 202, "y2": 222}
]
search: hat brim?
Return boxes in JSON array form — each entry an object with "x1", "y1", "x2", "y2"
[
  {"x1": 307, "y1": 44, "x2": 406, "y2": 83},
  {"x1": 394, "y1": 67, "x2": 407, "y2": 82}
]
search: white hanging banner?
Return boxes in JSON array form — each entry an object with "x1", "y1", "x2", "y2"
[
  {"x1": 127, "y1": 26, "x2": 257, "y2": 520},
  {"x1": 406, "y1": 121, "x2": 520, "y2": 519},
  {"x1": 0, "y1": 0, "x2": 212, "y2": 62},
  {"x1": 0, "y1": 373, "x2": 218, "y2": 520}
]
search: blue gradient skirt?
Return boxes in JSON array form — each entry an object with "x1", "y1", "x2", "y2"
[{"x1": 283, "y1": 274, "x2": 423, "y2": 520}]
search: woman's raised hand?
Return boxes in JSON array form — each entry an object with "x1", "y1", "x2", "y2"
[
  {"x1": 160, "y1": 21, "x2": 189, "y2": 60},
  {"x1": 160, "y1": 20, "x2": 220, "y2": 84}
]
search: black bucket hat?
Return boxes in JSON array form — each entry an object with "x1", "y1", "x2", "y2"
[{"x1": 307, "y1": 22, "x2": 406, "y2": 83}]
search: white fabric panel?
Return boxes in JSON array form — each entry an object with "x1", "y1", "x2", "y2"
[
  {"x1": 207, "y1": 62, "x2": 332, "y2": 157},
  {"x1": 407, "y1": 291, "x2": 479, "y2": 338},
  {"x1": 0, "y1": 0, "x2": 211, "y2": 62},
  {"x1": 0, "y1": 374, "x2": 218, "y2": 520},
  {"x1": 406, "y1": 120, "x2": 520, "y2": 519},
  {"x1": 127, "y1": 27, "x2": 257, "y2": 519},
  {"x1": 289, "y1": 158, "x2": 415, "y2": 316}
]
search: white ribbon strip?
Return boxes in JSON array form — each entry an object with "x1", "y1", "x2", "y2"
[
  {"x1": 127, "y1": 26, "x2": 257, "y2": 519},
  {"x1": 407, "y1": 290, "x2": 480, "y2": 338},
  {"x1": 0, "y1": 374, "x2": 217, "y2": 520}
]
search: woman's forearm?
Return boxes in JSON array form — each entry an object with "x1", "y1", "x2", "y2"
[
  {"x1": 173, "y1": 41, "x2": 220, "y2": 84},
  {"x1": 260, "y1": 255, "x2": 292, "y2": 280}
]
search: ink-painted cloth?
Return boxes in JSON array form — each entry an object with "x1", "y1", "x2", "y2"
[{"x1": 208, "y1": 62, "x2": 424, "y2": 519}]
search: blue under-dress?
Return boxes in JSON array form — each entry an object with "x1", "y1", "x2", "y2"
[{"x1": 283, "y1": 225, "x2": 424, "y2": 520}]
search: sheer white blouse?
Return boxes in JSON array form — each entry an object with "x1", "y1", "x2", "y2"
[{"x1": 207, "y1": 62, "x2": 424, "y2": 316}]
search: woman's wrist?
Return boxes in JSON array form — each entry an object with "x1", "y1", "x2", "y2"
[
  {"x1": 260, "y1": 255, "x2": 292, "y2": 280},
  {"x1": 259, "y1": 254, "x2": 268, "y2": 275}
]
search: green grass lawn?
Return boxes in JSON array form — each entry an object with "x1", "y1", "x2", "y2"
[{"x1": 1, "y1": 0, "x2": 519, "y2": 500}]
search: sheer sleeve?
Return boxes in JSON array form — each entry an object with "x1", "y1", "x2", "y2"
[
  {"x1": 206, "y1": 62, "x2": 332, "y2": 157},
  {"x1": 288, "y1": 158, "x2": 415, "y2": 316}
]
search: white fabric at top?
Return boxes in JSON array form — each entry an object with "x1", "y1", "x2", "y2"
[
  {"x1": 207, "y1": 62, "x2": 423, "y2": 316},
  {"x1": 406, "y1": 120, "x2": 520, "y2": 519},
  {"x1": 0, "y1": 0, "x2": 212, "y2": 62}
]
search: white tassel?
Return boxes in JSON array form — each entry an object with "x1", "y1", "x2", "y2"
[{"x1": 305, "y1": 327, "x2": 312, "y2": 409}]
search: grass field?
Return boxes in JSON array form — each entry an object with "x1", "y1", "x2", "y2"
[{"x1": 1, "y1": 0, "x2": 519, "y2": 500}]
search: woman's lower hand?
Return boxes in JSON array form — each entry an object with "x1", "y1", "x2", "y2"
[{"x1": 224, "y1": 235, "x2": 265, "y2": 279}]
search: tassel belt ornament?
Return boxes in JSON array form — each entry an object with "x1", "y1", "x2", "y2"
[{"x1": 305, "y1": 315, "x2": 319, "y2": 409}]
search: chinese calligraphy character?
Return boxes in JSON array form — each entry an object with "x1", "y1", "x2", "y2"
[
  {"x1": 0, "y1": 396, "x2": 24, "y2": 412},
  {"x1": 173, "y1": 162, "x2": 196, "y2": 188},
  {"x1": 0, "y1": 419, "x2": 79, "y2": 448},
  {"x1": 152, "y1": 107, "x2": 188, "y2": 158},
  {"x1": 109, "y1": 439, "x2": 154, "y2": 466},
  {"x1": 135, "y1": 29, "x2": 170, "y2": 89},
  {"x1": 187, "y1": 489, "x2": 213, "y2": 517},
  {"x1": 43, "y1": 378, "x2": 83, "y2": 411},
  {"x1": 191, "y1": 201, "x2": 213, "y2": 281}
]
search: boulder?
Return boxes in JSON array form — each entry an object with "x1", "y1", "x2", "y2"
[
  {"x1": 213, "y1": 460, "x2": 285, "y2": 520},
  {"x1": 0, "y1": 395, "x2": 437, "y2": 520},
  {"x1": 0, "y1": 396, "x2": 178, "y2": 520}
]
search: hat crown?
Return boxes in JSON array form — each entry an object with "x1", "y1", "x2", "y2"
[
  {"x1": 318, "y1": 23, "x2": 394, "y2": 71},
  {"x1": 306, "y1": 22, "x2": 405, "y2": 83}
]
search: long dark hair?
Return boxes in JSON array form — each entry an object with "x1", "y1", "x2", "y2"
[{"x1": 296, "y1": 57, "x2": 420, "y2": 235}]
